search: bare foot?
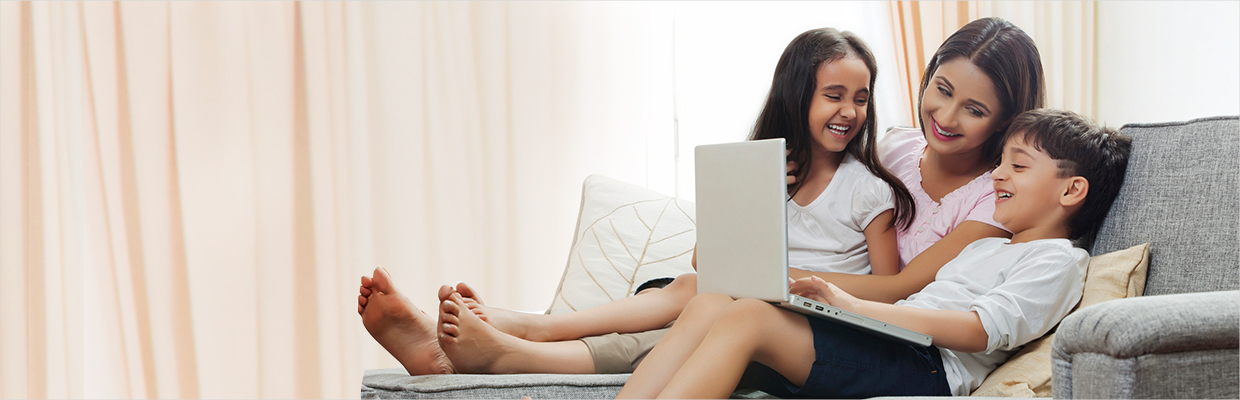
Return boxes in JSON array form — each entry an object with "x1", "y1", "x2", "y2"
[
  {"x1": 451, "y1": 282, "x2": 553, "y2": 342},
  {"x1": 359, "y1": 267, "x2": 455, "y2": 375},
  {"x1": 438, "y1": 291, "x2": 528, "y2": 374}
]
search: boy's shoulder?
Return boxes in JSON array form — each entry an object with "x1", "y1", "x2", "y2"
[{"x1": 965, "y1": 237, "x2": 1088, "y2": 266}]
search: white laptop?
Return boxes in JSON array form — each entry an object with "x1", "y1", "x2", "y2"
[{"x1": 694, "y1": 138, "x2": 932, "y2": 347}]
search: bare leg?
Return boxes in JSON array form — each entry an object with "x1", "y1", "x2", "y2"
[
  {"x1": 457, "y1": 273, "x2": 700, "y2": 342},
  {"x1": 616, "y1": 292, "x2": 737, "y2": 399},
  {"x1": 658, "y1": 299, "x2": 816, "y2": 399},
  {"x1": 438, "y1": 290, "x2": 596, "y2": 374},
  {"x1": 358, "y1": 267, "x2": 455, "y2": 375}
]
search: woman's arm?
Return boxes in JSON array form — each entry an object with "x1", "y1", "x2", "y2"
[
  {"x1": 789, "y1": 221, "x2": 1010, "y2": 304},
  {"x1": 861, "y1": 210, "x2": 899, "y2": 276}
]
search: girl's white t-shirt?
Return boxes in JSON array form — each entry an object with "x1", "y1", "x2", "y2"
[{"x1": 787, "y1": 153, "x2": 895, "y2": 274}]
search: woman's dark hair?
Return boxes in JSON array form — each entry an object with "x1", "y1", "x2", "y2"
[
  {"x1": 750, "y1": 28, "x2": 915, "y2": 230},
  {"x1": 918, "y1": 17, "x2": 1046, "y2": 166}
]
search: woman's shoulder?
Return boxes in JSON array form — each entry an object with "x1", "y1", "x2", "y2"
[{"x1": 878, "y1": 126, "x2": 924, "y2": 170}]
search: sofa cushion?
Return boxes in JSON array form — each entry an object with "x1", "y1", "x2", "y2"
[
  {"x1": 971, "y1": 243, "x2": 1149, "y2": 397},
  {"x1": 1088, "y1": 116, "x2": 1239, "y2": 295},
  {"x1": 360, "y1": 368, "x2": 627, "y2": 399},
  {"x1": 547, "y1": 174, "x2": 697, "y2": 314}
]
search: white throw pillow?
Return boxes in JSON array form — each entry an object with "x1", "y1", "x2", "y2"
[{"x1": 546, "y1": 175, "x2": 697, "y2": 314}]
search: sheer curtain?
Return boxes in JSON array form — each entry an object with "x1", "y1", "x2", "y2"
[
  {"x1": 4, "y1": 1, "x2": 924, "y2": 398},
  {"x1": 886, "y1": 1, "x2": 1098, "y2": 121},
  {"x1": 1, "y1": 1, "x2": 674, "y2": 398}
]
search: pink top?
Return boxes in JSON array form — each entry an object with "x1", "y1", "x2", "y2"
[{"x1": 879, "y1": 127, "x2": 1009, "y2": 269}]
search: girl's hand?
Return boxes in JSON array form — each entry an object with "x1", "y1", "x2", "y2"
[
  {"x1": 786, "y1": 149, "x2": 798, "y2": 186},
  {"x1": 790, "y1": 276, "x2": 860, "y2": 312}
]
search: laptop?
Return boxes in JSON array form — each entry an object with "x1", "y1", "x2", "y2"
[{"x1": 694, "y1": 138, "x2": 933, "y2": 347}]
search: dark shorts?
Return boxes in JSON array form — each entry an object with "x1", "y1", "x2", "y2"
[{"x1": 741, "y1": 315, "x2": 951, "y2": 398}]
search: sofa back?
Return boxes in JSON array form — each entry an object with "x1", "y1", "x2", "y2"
[{"x1": 1088, "y1": 116, "x2": 1239, "y2": 296}]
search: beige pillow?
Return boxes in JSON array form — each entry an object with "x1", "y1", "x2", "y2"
[
  {"x1": 546, "y1": 175, "x2": 697, "y2": 314},
  {"x1": 971, "y1": 242, "x2": 1150, "y2": 397}
]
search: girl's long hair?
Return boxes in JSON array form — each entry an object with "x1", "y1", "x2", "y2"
[{"x1": 749, "y1": 28, "x2": 915, "y2": 230}]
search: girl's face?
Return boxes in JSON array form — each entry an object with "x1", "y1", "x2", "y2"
[
  {"x1": 807, "y1": 56, "x2": 870, "y2": 155},
  {"x1": 920, "y1": 58, "x2": 1005, "y2": 158}
]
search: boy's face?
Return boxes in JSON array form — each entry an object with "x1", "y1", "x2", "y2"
[{"x1": 991, "y1": 134, "x2": 1078, "y2": 235}]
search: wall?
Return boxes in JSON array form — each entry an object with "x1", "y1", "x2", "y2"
[
  {"x1": 670, "y1": 2, "x2": 906, "y2": 200},
  {"x1": 1096, "y1": 1, "x2": 1240, "y2": 127}
]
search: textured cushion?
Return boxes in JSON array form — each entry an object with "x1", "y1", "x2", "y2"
[
  {"x1": 1088, "y1": 116, "x2": 1239, "y2": 295},
  {"x1": 547, "y1": 175, "x2": 697, "y2": 314},
  {"x1": 971, "y1": 243, "x2": 1150, "y2": 397},
  {"x1": 360, "y1": 368, "x2": 627, "y2": 399}
]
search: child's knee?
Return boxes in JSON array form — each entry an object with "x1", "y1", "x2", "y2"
[
  {"x1": 722, "y1": 298, "x2": 781, "y2": 326},
  {"x1": 665, "y1": 273, "x2": 698, "y2": 298},
  {"x1": 681, "y1": 292, "x2": 732, "y2": 317}
]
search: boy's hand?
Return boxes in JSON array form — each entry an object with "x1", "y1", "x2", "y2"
[
  {"x1": 790, "y1": 276, "x2": 860, "y2": 312},
  {"x1": 786, "y1": 149, "x2": 798, "y2": 186}
]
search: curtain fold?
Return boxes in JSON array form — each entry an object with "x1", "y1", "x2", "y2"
[
  {"x1": 886, "y1": 1, "x2": 1098, "y2": 122},
  {"x1": 1, "y1": 1, "x2": 674, "y2": 398}
]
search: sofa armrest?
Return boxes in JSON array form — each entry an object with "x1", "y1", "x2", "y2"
[{"x1": 1052, "y1": 291, "x2": 1240, "y2": 398}]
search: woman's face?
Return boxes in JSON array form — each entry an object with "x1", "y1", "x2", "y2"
[
  {"x1": 919, "y1": 58, "x2": 1005, "y2": 159},
  {"x1": 807, "y1": 56, "x2": 871, "y2": 155}
]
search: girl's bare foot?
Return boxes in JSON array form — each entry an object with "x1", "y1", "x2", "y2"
[
  {"x1": 437, "y1": 291, "x2": 528, "y2": 374},
  {"x1": 450, "y1": 282, "x2": 553, "y2": 342},
  {"x1": 359, "y1": 267, "x2": 456, "y2": 375}
]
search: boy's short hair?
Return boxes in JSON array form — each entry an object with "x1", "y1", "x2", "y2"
[{"x1": 1007, "y1": 109, "x2": 1133, "y2": 243}]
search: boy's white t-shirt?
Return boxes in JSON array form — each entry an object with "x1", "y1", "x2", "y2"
[
  {"x1": 896, "y1": 237, "x2": 1089, "y2": 396},
  {"x1": 787, "y1": 153, "x2": 895, "y2": 274}
]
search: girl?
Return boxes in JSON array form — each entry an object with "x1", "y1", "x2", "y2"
[
  {"x1": 755, "y1": 27, "x2": 914, "y2": 279},
  {"x1": 615, "y1": 16, "x2": 1044, "y2": 398}
]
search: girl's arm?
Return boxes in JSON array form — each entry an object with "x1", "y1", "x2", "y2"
[
  {"x1": 861, "y1": 210, "x2": 899, "y2": 275},
  {"x1": 792, "y1": 276, "x2": 988, "y2": 352},
  {"x1": 789, "y1": 221, "x2": 1010, "y2": 304}
]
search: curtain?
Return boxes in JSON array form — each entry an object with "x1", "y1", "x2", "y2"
[
  {"x1": 0, "y1": 1, "x2": 675, "y2": 398},
  {"x1": 886, "y1": 1, "x2": 1099, "y2": 122}
]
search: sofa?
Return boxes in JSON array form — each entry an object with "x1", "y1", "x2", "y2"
[{"x1": 360, "y1": 116, "x2": 1239, "y2": 399}]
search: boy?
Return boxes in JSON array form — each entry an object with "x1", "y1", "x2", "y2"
[{"x1": 614, "y1": 108, "x2": 1133, "y2": 398}]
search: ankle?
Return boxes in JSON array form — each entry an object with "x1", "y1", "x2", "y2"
[{"x1": 523, "y1": 315, "x2": 562, "y2": 342}]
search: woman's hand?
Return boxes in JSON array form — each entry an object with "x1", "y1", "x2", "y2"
[
  {"x1": 790, "y1": 276, "x2": 860, "y2": 312},
  {"x1": 786, "y1": 149, "x2": 798, "y2": 186}
]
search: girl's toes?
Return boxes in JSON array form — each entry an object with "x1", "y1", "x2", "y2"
[
  {"x1": 442, "y1": 299, "x2": 460, "y2": 315},
  {"x1": 441, "y1": 312, "x2": 459, "y2": 326},
  {"x1": 442, "y1": 323, "x2": 460, "y2": 337},
  {"x1": 438, "y1": 285, "x2": 455, "y2": 302}
]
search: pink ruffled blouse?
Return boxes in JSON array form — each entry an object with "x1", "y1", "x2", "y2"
[{"x1": 879, "y1": 127, "x2": 1009, "y2": 269}]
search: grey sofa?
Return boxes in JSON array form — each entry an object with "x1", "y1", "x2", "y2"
[
  {"x1": 361, "y1": 116, "x2": 1240, "y2": 399},
  {"x1": 1050, "y1": 116, "x2": 1240, "y2": 399}
]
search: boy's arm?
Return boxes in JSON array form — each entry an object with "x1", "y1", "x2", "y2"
[
  {"x1": 792, "y1": 276, "x2": 988, "y2": 352},
  {"x1": 790, "y1": 221, "x2": 1010, "y2": 303}
]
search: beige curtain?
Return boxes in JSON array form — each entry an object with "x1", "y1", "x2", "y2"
[
  {"x1": 886, "y1": 1, "x2": 1098, "y2": 122},
  {"x1": 0, "y1": 1, "x2": 674, "y2": 398}
]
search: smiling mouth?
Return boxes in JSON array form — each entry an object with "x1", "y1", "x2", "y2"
[
  {"x1": 827, "y1": 124, "x2": 850, "y2": 137},
  {"x1": 996, "y1": 191, "x2": 1013, "y2": 200},
  {"x1": 934, "y1": 120, "x2": 962, "y2": 138}
]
